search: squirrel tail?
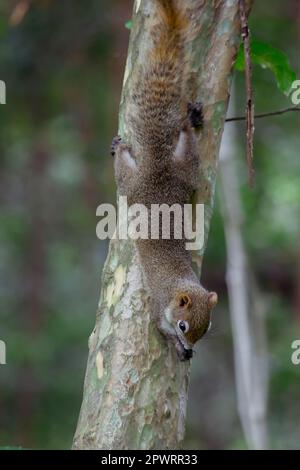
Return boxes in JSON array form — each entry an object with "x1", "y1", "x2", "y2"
[
  {"x1": 131, "y1": 0, "x2": 188, "y2": 153},
  {"x1": 152, "y1": 0, "x2": 187, "y2": 62}
]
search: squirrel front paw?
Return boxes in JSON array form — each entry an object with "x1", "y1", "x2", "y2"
[
  {"x1": 187, "y1": 101, "x2": 203, "y2": 129},
  {"x1": 110, "y1": 135, "x2": 122, "y2": 156}
]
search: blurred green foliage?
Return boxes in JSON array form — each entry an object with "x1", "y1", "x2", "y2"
[
  {"x1": 0, "y1": 0, "x2": 300, "y2": 450},
  {"x1": 235, "y1": 40, "x2": 297, "y2": 95}
]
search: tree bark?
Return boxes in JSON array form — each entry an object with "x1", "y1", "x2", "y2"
[{"x1": 73, "y1": 0, "x2": 252, "y2": 450}]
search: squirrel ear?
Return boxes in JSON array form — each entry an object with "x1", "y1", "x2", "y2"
[
  {"x1": 176, "y1": 292, "x2": 192, "y2": 309},
  {"x1": 208, "y1": 292, "x2": 218, "y2": 309}
]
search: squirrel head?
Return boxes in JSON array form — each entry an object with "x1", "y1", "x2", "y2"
[{"x1": 162, "y1": 285, "x2": 218, "y2": 361}]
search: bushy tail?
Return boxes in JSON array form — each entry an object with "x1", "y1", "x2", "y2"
[
  {"x1": 151, "y1": 0, "x2": 187, "y2": 64},
  {"x1": 131, "y1": 0, "x2": 188, "y2": 154}
]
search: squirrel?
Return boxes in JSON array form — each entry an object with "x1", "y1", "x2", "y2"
[{"x1": 111, "y1": 0, "x2": 218, "y2": 361}]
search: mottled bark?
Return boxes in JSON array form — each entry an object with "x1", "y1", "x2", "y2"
[{"x1": 73, "y1": 0, "x2": 252, "y2": 450}]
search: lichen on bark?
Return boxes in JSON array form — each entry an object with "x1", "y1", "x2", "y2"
[{"x1": 73, "y1": 0, "x2": 252, "y2": 450}]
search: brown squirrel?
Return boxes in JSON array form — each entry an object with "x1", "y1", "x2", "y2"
[{"x1": 111, "y1": 0, "x2": 218, "y2": 361}]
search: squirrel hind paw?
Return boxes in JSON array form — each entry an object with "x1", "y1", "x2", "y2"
[
  {"x1": 187, "y1": 101, "x2": 203, "y2": 129},
  {"x1": 110, "y1": 135, "x2": 122, "y2": 156}
]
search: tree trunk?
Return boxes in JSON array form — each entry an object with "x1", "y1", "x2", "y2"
[
  {"x1": 219, "y1": 90, "x2": 269, "y2": 449},
  {"x1": 73, "y1": 0, "x2": 252, "y2": 450}
]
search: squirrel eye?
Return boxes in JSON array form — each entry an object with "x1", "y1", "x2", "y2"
[{"x1": 177, "y1": 320, "x2": 189, "y2": 333}]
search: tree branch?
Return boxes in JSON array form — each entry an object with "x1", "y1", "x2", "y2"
[
  {"x1": 239, "y1": 0, "x2": 255, "y2": 188},
  {"x1": 226, "y1": 106, "x2": 300, "y2": 122}
]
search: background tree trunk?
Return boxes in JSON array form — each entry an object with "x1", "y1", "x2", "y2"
[
  {"x1": 219, "y1": 90, "x2": 269, "y2": 449},
  {"x1": 73, "y1": 0, "x2": 252, "y2": 450}
]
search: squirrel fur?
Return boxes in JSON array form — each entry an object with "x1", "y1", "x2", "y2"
[{"x1": 111, "y1": 0, "x2": 218, "y2": 361}]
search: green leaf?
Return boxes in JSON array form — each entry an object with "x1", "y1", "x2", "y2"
[
  {"x1": 235, "y1": 40, "x2": 297, "y2": 96},
  {"x1": 125, "y1": 20, "x2": 132, "y2": 30}
]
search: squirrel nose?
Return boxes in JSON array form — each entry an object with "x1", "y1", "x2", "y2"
[{"x1": 184, "y1": 348, "x2": 193, "y2": 360}]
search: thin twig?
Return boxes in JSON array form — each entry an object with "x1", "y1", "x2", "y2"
[
  {"x1": 226, "y1": 106, "x2": 300, "y2": 122},
  {"x1": 239, "y1": 0, "x2": 255, "y2": 188}
]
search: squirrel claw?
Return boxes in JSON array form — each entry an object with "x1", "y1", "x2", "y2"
[
  {"x1": 110, "y1": 135, "x2": 122, "y2": 156},
  {"x1": 187, "y1": 101, "x2": 203, "y2": 129}
]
